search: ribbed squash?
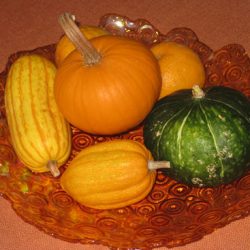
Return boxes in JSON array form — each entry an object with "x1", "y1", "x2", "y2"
[
  {"x1": 4, "y1": 54, "x2": 71, "y2": 177},
  {"x1": 60, "y1": 139, "x2": 169, "y2": 209},
  {"x1": 143, "y1": 85, "x2": 250, "y2": 187}
]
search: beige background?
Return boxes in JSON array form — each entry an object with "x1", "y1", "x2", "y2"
[{"x1": 0, "y1": 1, "x2": 250, "y2": 249}]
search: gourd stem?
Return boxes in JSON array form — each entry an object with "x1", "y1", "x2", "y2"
[
  {"x1": 148, "y1": 160, "x2": 170, "y2": 171},
  {"x1": 47, "y1": 160, "x2": 60, "y2": 177},
  {"x1": 58, "y1": 12, "x2": 101, "y2": 65},
  {"x1": 192, "y1": 85, "x2": 205, "y2": 99}
]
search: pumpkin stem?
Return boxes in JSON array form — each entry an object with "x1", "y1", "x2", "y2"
[
  {"x1": 148, "y1": 160, "x2": 170, "y2": 171},
  {"x1": 47, "y1": 160, "x2": 60, "y2": 177},
  {"x1": 58, "y1": 12, "x2": 101, "y2": 65},
  {"x1": 192, "y1": 85, "x2": 205, "y2": 99}
]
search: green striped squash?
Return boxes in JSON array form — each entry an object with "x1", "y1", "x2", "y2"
[
  {"x1": 143, "y1": 85, "x2": 250, "y2": 187},
  {"x1": 4, "y1": 54, "x2": 71, "y2": 177}
]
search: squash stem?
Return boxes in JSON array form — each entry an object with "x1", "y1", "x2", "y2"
[
  {"x1": 192, "y1": 85, "x2": 205, "y2": 99},
  {"x1": 47, "y1": 160, "x2": 60, "y2": 177},
  {"x1": 148, "y1": 160, "x2": 170, "y2": 171},
  {"x1": 58, "y1": 12, "x2": 101, "y2": 65}
]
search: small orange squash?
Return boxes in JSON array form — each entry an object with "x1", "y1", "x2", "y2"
[
  {"x1": 54, "y1": 13, "x2": 161, "y2": 135},
  {"x1": 55, "y1": 25, "x2": 109, "y2": 66},
  {"x1": 151, "y1": 41, "x2": 205, "y2": 99},
  {"x1": 60, "y1": 139, "x2": 169, "y2": 209}
]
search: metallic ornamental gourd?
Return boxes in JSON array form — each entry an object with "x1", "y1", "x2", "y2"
[
  {"x1": 143, "y1": 85, "x2": 250, "y2": 187},
  {"x1": 60, "y1": 139, "x2": 169, "y2": 209},
  {"x1": 4, "y1": 54, "x2": 71, "y2": 177}
]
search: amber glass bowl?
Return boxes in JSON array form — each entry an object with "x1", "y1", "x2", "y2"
[{"x1": 0, "y1": 14, "x2": 250, "y2": 250}]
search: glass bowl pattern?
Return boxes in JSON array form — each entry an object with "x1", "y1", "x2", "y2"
[{"x1": 0, "y1": 14, "x2": 250, "y2": 250}]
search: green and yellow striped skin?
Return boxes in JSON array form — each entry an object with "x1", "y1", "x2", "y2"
[{"x1": 4, "y1": 54, "x2": 71, "y2": 173}]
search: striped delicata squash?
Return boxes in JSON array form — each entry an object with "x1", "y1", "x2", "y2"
[{"x1": 4, "y1": 54, "x2": 71, "y2": 177}]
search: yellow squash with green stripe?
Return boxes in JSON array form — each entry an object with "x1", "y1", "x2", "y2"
[{"x1": 4, "y1": 54, "x2": 71, "y2": 176}]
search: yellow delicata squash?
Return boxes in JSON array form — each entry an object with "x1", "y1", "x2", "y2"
[{"x1": 4, "y1": 54, "x2": 71, "y2": 177}]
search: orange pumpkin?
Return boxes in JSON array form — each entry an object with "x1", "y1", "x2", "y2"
[{"x1": 54, "y1": 13, "x2": 161, "y2": 135}]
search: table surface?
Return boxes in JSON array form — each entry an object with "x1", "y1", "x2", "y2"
[{"x1": 0, "y1": 1, "x2": 250, "y2": 250}]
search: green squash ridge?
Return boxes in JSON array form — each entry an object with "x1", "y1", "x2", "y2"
[
  {"x1": 157, "y1": 106, "x2": 187, "y2": 159},
  {"x1": 199, "y1": 102, "x2": 225, "y2": 178},
  {"x1": 205, "y1": 97, "x2": 250, "y2": 124},
  {"x1": 177, "y1": 105, "x2": 194, "y2": 162}
]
